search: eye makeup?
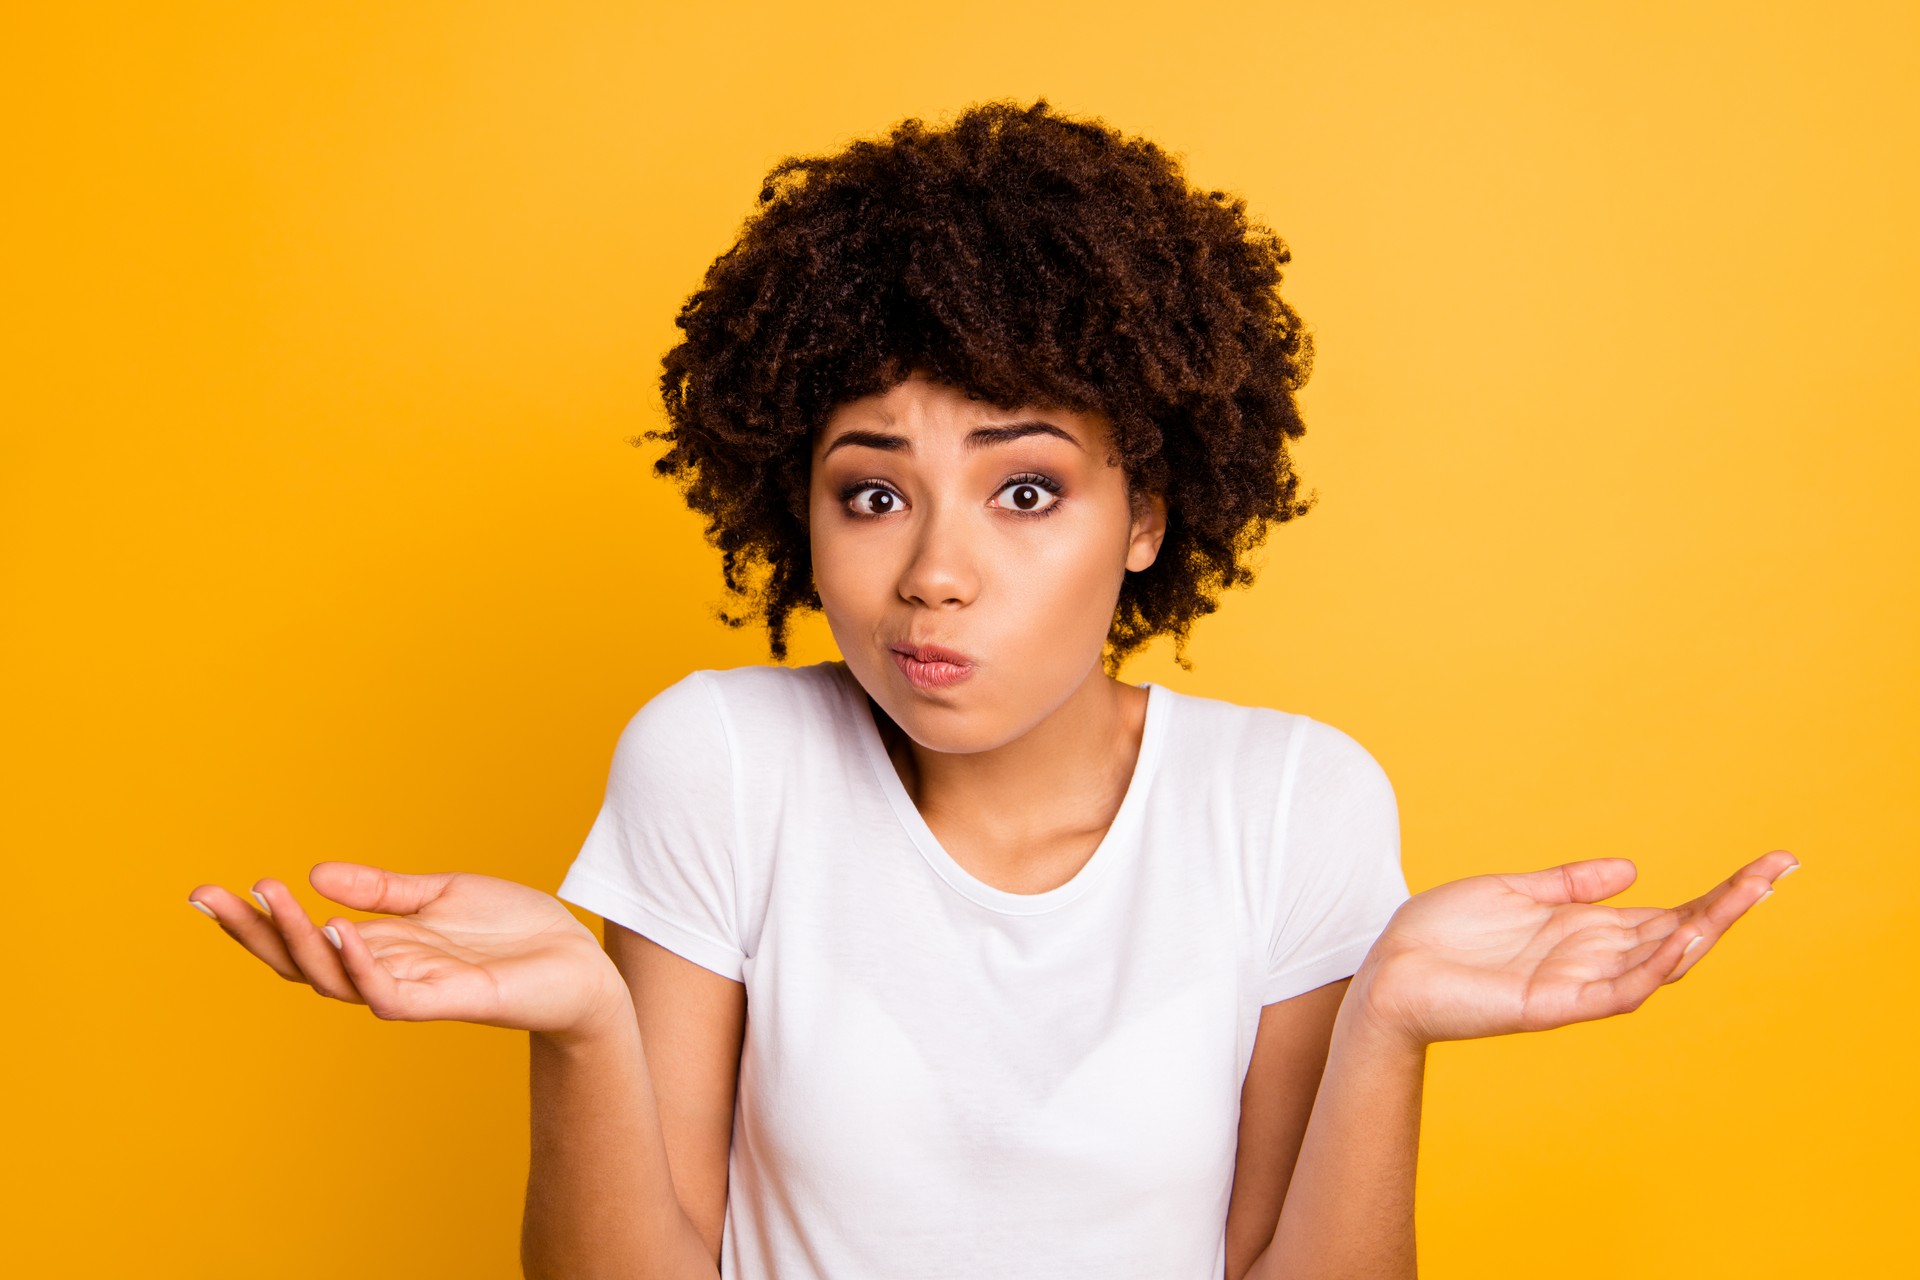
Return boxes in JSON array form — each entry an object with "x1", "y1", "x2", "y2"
[
  {"x1": 990, "y1": 472, "x2": 1064, "y2": 518},
  {"x1": 836, "y1": 471, "x2": 1067, "y2": 520}
]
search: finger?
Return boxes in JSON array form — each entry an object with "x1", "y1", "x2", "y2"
[
  {"x1": 1666, "y1": 872, "x2": 1776, "y2": 982},
  {"x1": 309, "y1": 862, "x2": 458, "y2": 918},
  {"x1": 1672, "y1": 850, "x2": 1801, "y2": 919},
  {"x1": 1501, "y1": 857, "x2": 1638, "y2": 906},
  {"x1": 250, "y1": 878, "x2": 368, "y2": 1005},
  {"x1": 1611, "y1": 907, "x2": 1684, "y2": 954},
  {"x1": 1665, "y1": 870, "x2": 1770, "y2": 943},
  {"x1": 1549, "y1": 904, "x2": 1673, "y2": 951},
  {"x1": 1699, "y1": 872, "x2": 1776, "y2": 932},
  {"x1": 326, "y1": 921, "x2": 393, "y2": 1020},
  {"x1": 186, "y1": 885, "x2": 304, "y2": 982},
  {"x1": 325, "y1": 917, "x2": 411, "y2": 1020},
  {"x1": 1580, "y1": 925, "x2": 1704, "y2": 1019}
]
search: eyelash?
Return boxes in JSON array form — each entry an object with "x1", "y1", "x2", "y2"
[{"x1": 839, "y1": 473, "x2": 1065, "y2": 520}]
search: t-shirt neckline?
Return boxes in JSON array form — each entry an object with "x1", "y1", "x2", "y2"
[{"x1": 832, "y1": 660, "x2": 1171, "y2": 916}]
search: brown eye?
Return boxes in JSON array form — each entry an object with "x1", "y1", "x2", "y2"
[
  {"x1": 847, "y1": 485, "x2": 901, "y2": 516},
  {"x1": 991, "y1": 478, "x2": 1061, "y2": 515}
]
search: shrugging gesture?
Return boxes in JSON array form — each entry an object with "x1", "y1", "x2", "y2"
[
  {"x1": 1353, "y1": 849, "x2": 1800, "y2": 1050},
  {"x1": 187, "y1": 862, "x2": 629, "y2": 1041}
]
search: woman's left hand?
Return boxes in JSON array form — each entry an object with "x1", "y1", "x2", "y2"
[{"x1": 1353, "y1": 849, "x2": 1800, "y2": 1050}]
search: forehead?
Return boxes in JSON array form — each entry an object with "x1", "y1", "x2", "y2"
[{"x1": 813, "y1": 375, "x2": 1108, "y2": 458}]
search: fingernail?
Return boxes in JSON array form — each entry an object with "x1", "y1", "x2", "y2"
[
  {"x1": 322, "y1": 925, "x2": 342, "y2": 949},
  {"x1": 1683, "y1": 935, "x2": 1704, "y2": 955},
  {"x1": 1756, "y1": 887, "x2": 1774, "y2": 904},
  {"x1": 188, "y1": 899, "x2": 216, "y2": 919},
  {"x1": 1777, "y1": 862, "x2": 1800, "y2": 880},
  {"x1": 250, "y1": 889, "x2": 273, "y2": 916}
]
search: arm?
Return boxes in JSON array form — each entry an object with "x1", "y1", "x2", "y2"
[
  {"x1": 1242, "y1": 957, "x2": 1424, "y2": 1280},
  {"x1": 1221, "y1": 980, "x2": 1347, "y2": 1280},
  {"x1": 529, "y1": 672, "x2": 749, "y2": 1274},
  {"x1": 182, "y1": 861, "x2": 727, "y2": 1279},
  {"x1": 1243, "y1": 847, "x2": 1798, "y2": 1280},
  {"x1": 521, "y1": 966, "x2": 722, "y2": 1280},
  {"x1": 1234, "y1": 715, "x2": 1421, "y2": 1278}
]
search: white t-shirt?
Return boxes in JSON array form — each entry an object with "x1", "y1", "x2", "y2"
[{"x1": 555, "y1": 659, "x2": 1411, "y2": 1280}]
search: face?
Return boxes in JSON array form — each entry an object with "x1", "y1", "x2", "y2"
[{"x1": 808, "y1": 373, "x2": 1166, "y2": 754}]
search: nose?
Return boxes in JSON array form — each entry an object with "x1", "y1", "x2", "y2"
[{"x1": 896, "y1": 498, "x2": 979, "y2": 609}]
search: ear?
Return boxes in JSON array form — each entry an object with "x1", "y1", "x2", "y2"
[{"x1": 1124, "y1": 489, "x2": 1168, "y2": 574}]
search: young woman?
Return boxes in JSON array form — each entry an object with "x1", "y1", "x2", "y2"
[{"x1": 188, "y1": 100, "x2": 1796, "y2": 1280}]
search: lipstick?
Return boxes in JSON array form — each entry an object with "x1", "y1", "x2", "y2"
[{"x1": 890, "y1": 643, "x2": 976, "y2": 691}]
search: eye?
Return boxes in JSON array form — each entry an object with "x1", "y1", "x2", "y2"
[
  {"x1": 842, "y1": 482, "x2": 904, "y2": 517},
  {"x1": 990, "y1": 473, "x2": 1063, "y2": 517}
]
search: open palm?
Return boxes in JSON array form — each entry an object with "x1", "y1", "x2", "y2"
[
  {"x1": 188, "y1": 862, "x2": 626, "y2": 1038},
  {"x1": 1358, "y1": 849, "x2": 1798, "y2": 1046}
]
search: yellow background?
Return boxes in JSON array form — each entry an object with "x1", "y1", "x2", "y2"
[{"x1": 4, "y1": 1, "x2": 1914, "y2": 1274}]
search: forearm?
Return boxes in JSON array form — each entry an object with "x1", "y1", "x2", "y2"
[
  {"x1": 521, "y1": 980, "x2": 720, "y2": 1280},
  {"x1": 1246, "y1": 966, "x2": 1425, "y2": 1280}
]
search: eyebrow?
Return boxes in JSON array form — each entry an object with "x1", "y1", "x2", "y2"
[{"x1": 819, "y1": 420, "x2": 1084, "y2": 460}]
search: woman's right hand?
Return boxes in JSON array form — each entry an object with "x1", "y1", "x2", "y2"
[{"x1": 187, "y1": 863, "x2": 629, "y2": 1042}]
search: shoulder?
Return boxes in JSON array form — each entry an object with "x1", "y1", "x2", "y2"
[
  {"x1": 691, "y1": 658, "x2": 846, "y2": 700},
  {"x1": 596, "y1": 663, "x2": 850, "y2": 822},
  {"x1": 1151, "y1": 683, "x2": 1392, "y2": 805},
  {"x1": 1285, "y1": 716, "x2": 1396, "y2": 820},
  {"x1": 616, "y1": 662, "x2": 856, "y2": 769},
  {"x1": 681, "y1": 660, "x2": 853, "y2": 730},
  {"x1": 1150, "y1": 682, "x2": 1301, "y2": 776}
]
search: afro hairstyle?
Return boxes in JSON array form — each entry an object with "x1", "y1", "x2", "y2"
[{"x1": 639, "y1": 97, "x2": 1318, "y2": 673}]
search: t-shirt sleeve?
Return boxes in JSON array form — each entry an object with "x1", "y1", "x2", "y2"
[
  {"x1": 1261, "y1": 715, "x2": 1414, "y2": 1005},
  {"x1": 555, "y1": 670, "x2": 746, "y2": 982}
]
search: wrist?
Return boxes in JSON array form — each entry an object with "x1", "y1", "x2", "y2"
[
  {"x1": 1339, "y1": 952, "x2": 1430, "y2": 1061},
  {"x1": 536, "y1": 966, "x2": 635, "y2": 1050}
]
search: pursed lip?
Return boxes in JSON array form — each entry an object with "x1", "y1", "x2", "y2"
[{"x1": 890, "y1": 641, "x2": 977, "y2": 667}]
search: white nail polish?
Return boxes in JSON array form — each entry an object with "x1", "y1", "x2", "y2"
[
  {"x1": 1683, "y1": 935, "x2": 1704, "y2": 955},
  {"x1": 1777, "y1": 862, "x2": 1800, "y2": 879},
  {"x1": 322, "y1": 926, "x2": 342, "y2": 949},
  {"x1": 189, "y1": 899, "x2": 216, "y2": 918},
  {"x1": 251, "y1": 889, "x2": 272, "y2": 915},
  {"x1": 1756, "y1": 887, "x2": 1774, "y2": 904}
]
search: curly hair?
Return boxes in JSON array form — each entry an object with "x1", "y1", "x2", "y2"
[{"x1": 639, "y1": 97, "x2": 1318, "y2": 673}]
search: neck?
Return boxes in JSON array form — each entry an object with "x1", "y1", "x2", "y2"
[{"x1": 871, "y1": 663, "x2": 1151, "y2": 852}]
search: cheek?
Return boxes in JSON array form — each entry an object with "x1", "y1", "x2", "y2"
[
  {"x1": 807, "y1": 515, "x2": 879, "y2": 612},
  {"x1": 1008, "y1": 517, "x2": 1128, "y2": 606}
]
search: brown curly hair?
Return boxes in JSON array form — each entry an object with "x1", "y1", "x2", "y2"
[{"x1": 639, "y1": 97, "x2": 1318, "y2": 673}]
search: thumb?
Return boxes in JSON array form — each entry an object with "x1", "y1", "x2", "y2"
[
  {"x1": 1504, "y1": 857, "x2": 1638, "y2": 905},
  {"x1": 309, "y1": 861, "x2": 457, "y2": 917}
]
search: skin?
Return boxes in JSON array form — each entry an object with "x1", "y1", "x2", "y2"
[
  {"x1": 806, "y1": 371, "x2": 1167, "y2": 892},
  {"x1": 1248, "y1": 847, "x2": 1797, "y2": 1279},
  {"x1": 186, "y1": 370, "x2": 1803, "y2": 1277}
]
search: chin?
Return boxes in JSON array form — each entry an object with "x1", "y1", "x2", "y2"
[
  {"x1": 852, "y1": 671, "x2": 997, "y2": 755},
  {"x1": 887, "y1": 678, "x2": 1092, "y2": 760},
  {"x1": 910, "y1": 715, "x2": 1024, "y2": 756},
  {"x1": 870, "y1": 689, "x2": 993, "y2": 754}
]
